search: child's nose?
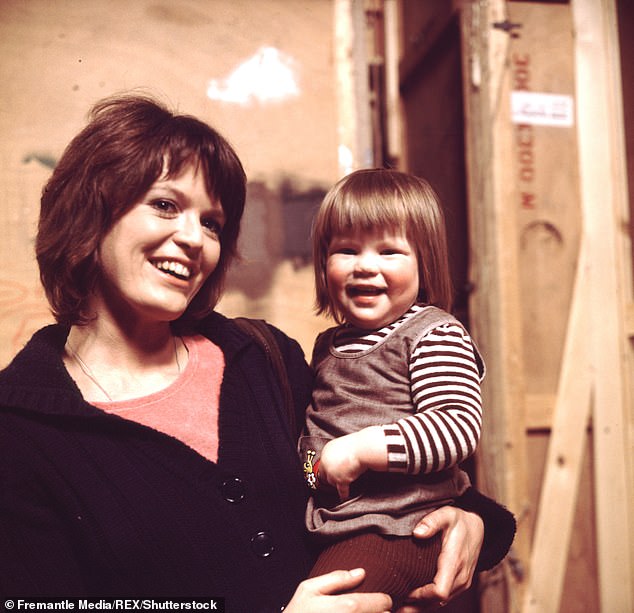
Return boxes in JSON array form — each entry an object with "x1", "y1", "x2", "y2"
[{"x1": 355, "y1": 251, "x2": 379, "y2": 273}]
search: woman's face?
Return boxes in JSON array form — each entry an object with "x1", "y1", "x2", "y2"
[{"x1": 96, "y1": 164, "x2": 225, "y2": 324}]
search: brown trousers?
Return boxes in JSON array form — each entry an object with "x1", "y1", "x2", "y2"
[{"x1": 309, "y1": 531, "x2": 443, "y2": 608}]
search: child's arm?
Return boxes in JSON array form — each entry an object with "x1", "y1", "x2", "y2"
[
  {"x1": 317, "y1": 425, "x2": 387, "y2": 500},
  {"x1": 383, "y1": 322, "x2": 483, "y2": 474}
]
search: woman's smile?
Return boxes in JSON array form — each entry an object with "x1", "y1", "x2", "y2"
[{"x1": 151, "y1": 258, "x2": 194, "y2": 281}]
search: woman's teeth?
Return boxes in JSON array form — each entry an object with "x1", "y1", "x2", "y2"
[{"x1": 154, "y1": 261, "x2": 191, "y2": 280}]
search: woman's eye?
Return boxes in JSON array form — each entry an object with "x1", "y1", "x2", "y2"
[
  {"x1": 202, "y1": 217, "x2": 222, "y2": 236},
  {"x1": 151, "y1": 199, "x2": 177, "y2": 215}
]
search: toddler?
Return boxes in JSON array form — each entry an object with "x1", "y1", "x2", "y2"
[{"x1": 300, "y1": 168, "x2": 484, "y2": 607}]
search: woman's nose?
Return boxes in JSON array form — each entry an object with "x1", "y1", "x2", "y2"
[{"x1": 174, "y1": 213, "x2": 203, "y2": 249}]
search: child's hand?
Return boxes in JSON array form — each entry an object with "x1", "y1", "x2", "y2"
[
  {"x1": 318, "y1": 426, "x2": 388, "y2": 501},
  {"x1": 319, "y1": 434, "x2": 366, "y2": 500}
]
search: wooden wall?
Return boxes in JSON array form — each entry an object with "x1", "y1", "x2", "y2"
[
  {"x1": 463, "y1": 0, "x2": 633, "y2": 611},
  {"x1": 0, "y1": 0, "x2": 339, "y2": 363}
]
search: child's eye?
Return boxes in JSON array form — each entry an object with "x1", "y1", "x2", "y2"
[{"x1": 330, "y1": 247, "x2": 357, "y2": 256}]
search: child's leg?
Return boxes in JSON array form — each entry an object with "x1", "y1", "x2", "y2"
[{"x1": 309, "y1": 531, "x2": 442, "y2": 607}]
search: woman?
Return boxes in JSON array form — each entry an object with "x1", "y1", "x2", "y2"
[{"x1": 0, "y1": 94, "x2": 514, "y2": 611}]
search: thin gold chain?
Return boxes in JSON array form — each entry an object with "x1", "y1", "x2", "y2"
[{"x1": 66, "y1": 336, "x2": 182, "y2": 402}]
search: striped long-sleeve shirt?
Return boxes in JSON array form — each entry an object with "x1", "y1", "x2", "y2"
[{"x1": 333, "y1": 304, "x2": 483, "y2": 475}]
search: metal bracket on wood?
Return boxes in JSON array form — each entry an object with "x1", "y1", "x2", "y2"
[{"x1": 492, "y1": 20, "x2": 522, "y2": 38}]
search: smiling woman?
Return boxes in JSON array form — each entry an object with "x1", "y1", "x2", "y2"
[
  {"x1": 31, "y1": 95, "x2": 245, "y2": 402},
  {"x1": 0, "y1": 93, "x2": 383, "y2": 608}
]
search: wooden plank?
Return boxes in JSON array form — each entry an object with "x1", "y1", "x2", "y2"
[
  {"x1": 383, "y1": 0, "x2": 402, "y2": 163},
  {"x1": 571, "y1": 1, "x2": 634, "y2": 610},
  {"x1": 522, "y1": 244, "x2": 593, "y2": 613},
  {"x1": 526, "y1": 430, "x2": 601, "y2": 612},
  {"x1": 508, "y1": 2, "x2": 582, "y2": 408},
  {"x1": 333, "y1": 0, "x2": 372, "y2": 175},
  {"x1": 460, "y1": 2, "x2": 530, "y2": 610}
]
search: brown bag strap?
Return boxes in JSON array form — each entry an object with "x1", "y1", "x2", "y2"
[{"x1": 234, "y1": 317, "x2": 296, "y2": 436}]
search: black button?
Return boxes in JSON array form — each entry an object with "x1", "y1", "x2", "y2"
[
  {"x1": 220, "y1": 477, "x2": 245, "y2": 503},
  {"x1": 251, "y1": 531, "x2": 275, "y2": 557}
]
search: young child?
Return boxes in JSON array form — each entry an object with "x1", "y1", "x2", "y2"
[{"x1": 300, "y1": 168, "x2": 485, "y2": 607}]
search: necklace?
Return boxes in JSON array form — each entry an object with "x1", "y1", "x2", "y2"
[{"x1": 66, "y1": 336, "x2": 183, "y2": 402}]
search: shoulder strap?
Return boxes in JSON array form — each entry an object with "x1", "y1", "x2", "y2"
[{"x1": 233, "y1": 317, "x2": 296, "y2": 436}]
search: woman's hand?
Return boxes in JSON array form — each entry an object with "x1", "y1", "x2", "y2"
[
  {"x1": 284, "y1": 568, "x2": 392, "y2": 613},
  {"x1": 396, "y1": 506, "x2": 484, "y2": 612}
]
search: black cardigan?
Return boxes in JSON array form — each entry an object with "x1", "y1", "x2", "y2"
[{"x1": 0, "y1": 313, "x2": 514, "y2": 611}]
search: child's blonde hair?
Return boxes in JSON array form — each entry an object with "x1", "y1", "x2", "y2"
[{"x1": 312, "y1": 168, "x2": 453, "y2": 322}]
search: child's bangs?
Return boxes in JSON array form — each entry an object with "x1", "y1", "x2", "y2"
[{"x1": 328, "y1": 190, "x2": 409, "y2": 237}]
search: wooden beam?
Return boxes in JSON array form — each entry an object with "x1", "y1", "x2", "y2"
[
  {"x1": 461, "y1": 2, "x2": 530, "y2": 610},
  {"x1": 521, "y1": 245, "x2": 592, "y2": 613},
  {"x1": 333, "y1": 0, "x2": 372, "y2": 175},
  {"x1": 383, "y1": 0, "x2": 403, "y2": 163},
  {"x1": 572, "y1": 1, "x2": 634, "y2": 610}
]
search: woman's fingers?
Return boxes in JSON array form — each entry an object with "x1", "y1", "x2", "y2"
[
  {"x1": 395, "y1": 506, "x2": 484, "y2": 611},
  {"x1": 285, "y1": 569, "x2": 393, "y2": 613},
  {"x1": 309, "y1": 567, "x2": 367, "y2": 593}
]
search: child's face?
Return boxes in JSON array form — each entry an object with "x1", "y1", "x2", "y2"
[{"x1": 326, "y1": 227, "x2": 419, "y2": 329}]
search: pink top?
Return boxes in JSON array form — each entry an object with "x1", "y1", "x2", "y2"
[{"x1": 95, "y1": 335, "x2": 224, "y2": 462}]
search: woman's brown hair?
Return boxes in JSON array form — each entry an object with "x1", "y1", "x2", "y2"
[
  {"x1": 312, "y1": 168, "x2": 453, "y2": 322},
  {"x1": 36, "y1": 93, "x2": 246, "y2": 326}
]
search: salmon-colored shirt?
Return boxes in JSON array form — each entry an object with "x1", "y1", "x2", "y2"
[{"x1": 95, "y1": 335, "x2": 223, "y2": 462}]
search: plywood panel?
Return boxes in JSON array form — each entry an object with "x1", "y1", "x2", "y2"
[
  {"x1": 459, "y1": 1, "x2": 632, "y2": 610},
  {"x1": 507, "y1": 2, "x2": 581, "y2": 419},
  {"x1": 0, "y1": 0, "x2": 339, "y2": 363}
]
